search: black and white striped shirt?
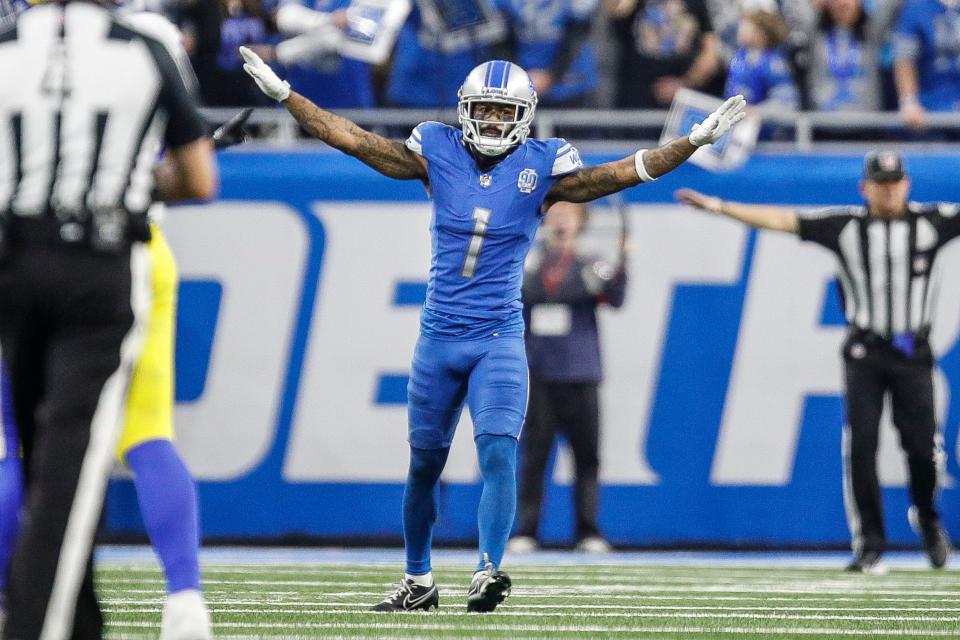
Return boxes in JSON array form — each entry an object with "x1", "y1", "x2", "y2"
[
  {"x1": 0, "y1": 1, "x2": 205, "y2": 238},
  {"x1": 798, "y1": 203, "x2": 960, "y2": 338}
]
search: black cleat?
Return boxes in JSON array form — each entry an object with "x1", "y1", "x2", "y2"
[
  {"x1": 467, "y1": 554, "x2": 512, "y2": 612},
  {"x1": 845, "y1": 550, "x2": 887, "y2": 575},
  {"x1": 921, "y1": 524, "x2": 952, "y2": 569},
  {"x1": 369, "y1": 577, "x2": 439, "y2": 612},
  {"x1": 909, "y1": 508, "x2": 953, "y2": 569}
]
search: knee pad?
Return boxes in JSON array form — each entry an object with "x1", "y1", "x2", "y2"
[
  {"x1": 408, "y1": 446, "x2": 449, "y2": 483},
  {"x1": 476, "y1": 434, "x2": 517, "y2": 478}
]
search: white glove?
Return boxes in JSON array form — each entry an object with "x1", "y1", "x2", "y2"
[
  {"x1": 239, "y1": 46, "x2": 291, "y2": 102},
  {"x1": 688, "y1": 95, "x2": 746, "y2": 147}
]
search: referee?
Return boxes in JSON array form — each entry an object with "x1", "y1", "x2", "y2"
[
  {"x1": 0, "y1": 2, "x2": 216, "y2": 638},
  {"x1": 677, "y1": 150, "x2": 954, "y2": 574}
]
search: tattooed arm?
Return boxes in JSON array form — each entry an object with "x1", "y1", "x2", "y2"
[
  {"x1": 545, "y1": 95, "x2": 746, "y2": 207},
  {"x1": 545, "y1": 137, "x2": 696, "y2": 207},
  {"x1": 239, "y1": 47, "x2": 427, "y2": 180},
  {"x1": 283, "y1": 92, "x2": 428, "y2": 181}
]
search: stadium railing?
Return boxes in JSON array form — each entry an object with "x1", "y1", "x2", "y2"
[{"x1": 202, "y1": 107, "x2": 960, "y2": 151}]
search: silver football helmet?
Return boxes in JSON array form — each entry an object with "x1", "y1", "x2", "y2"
[{"x1": 457, "y1": 60, "x2": 538, "y2": 157}]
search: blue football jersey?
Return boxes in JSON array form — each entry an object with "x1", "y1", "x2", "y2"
[
  {"x1": 894, "y1": 0, "x2": 960, "y2": 111},
  {"x1": 278, "y1": 0, "x2": 375, "y2": 108},
  {"x1": 725, "y1": 47, "x2": 798, "y2": 108},
  {"x1": 497, "y1": 0, "x2": 599, "y2": 103},
  {"x1": 405, "y1": 122, "x2": 583, "y2": 338}
]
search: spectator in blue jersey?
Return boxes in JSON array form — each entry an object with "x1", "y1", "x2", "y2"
[
  {"x1": 180, "y1": 0, "x2": 278, "y2": 106},
  {"x1": 386, "y1": 0, "x2": 508, "y2": 107},
  {"x1": 708, "y1": 0, "x2": 814, "y2": 68},
  {"x1": 807, "y1": 0, "x2": 888, "y2": 112},
  {"x1": 725, "y1": 10, "x2": 798, "y2": 109},
  {"x1": 607, "y1": 0, "x2": 723, "y2": 108},
  {"x1": 240, "y1": 47, "x2": 744, "y2": 612},
  {"x1": 272, "y1": 0, "x2": 375, "y2": 109},
  {"x1": 508, "y1": 201, "x2": 626, "y2": 555},
  {"x1": 894, "y1": 0, "x2": 960, "y2": 131},
  {"x1": 499, "y1": 0, "x2": 600, "y2": 107}
]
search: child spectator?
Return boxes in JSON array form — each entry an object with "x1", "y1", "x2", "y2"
[{"x1": 724, "y1": 9, "x2": 798, "y2": 109}]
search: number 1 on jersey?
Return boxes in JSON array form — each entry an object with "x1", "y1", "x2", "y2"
[{"x1": 461, "y1": 207, "x2": 491, "y2": 278}]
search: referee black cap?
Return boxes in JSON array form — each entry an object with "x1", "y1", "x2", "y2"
[{"x1": 864, "y1": 149, "x2": 906, "y2": 182}]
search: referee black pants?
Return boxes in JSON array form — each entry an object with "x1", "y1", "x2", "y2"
[
  {"x1": 0, "y1": 243, "x2": 147, "y2": 640},
  {"x1": 516, "y1": 378, "x2": 602, "y2": 542},
  {"x1": 842, "y1": 332, "x2": 940, "y2": 555}
]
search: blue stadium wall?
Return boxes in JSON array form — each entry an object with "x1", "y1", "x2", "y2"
[{"x1": 105, "y1": 149, "x2": 960, "y2": 548}]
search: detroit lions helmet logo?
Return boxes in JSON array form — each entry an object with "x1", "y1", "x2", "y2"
[{"x1": 518, "y1": 168, "x2": 538, "y2": 194}]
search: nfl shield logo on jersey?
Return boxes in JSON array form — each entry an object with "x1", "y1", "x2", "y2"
[{"x1": 518, "y1": 168, "x2": 538, "y2": 194}]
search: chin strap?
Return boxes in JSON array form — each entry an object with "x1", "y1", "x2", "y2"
[{"x1": 467, "y1": 143, "x2": 514, "y2": 169}]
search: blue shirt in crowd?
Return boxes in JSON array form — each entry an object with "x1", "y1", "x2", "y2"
[
  {"x1": 895, "y1": 0, "x2": 960, "y2": 111},
  {"x1": 388, "y1": 0, "x2": 506, "y2": 107},
  {"x1": 217, "y1": 14, "x2": 271, "y2": 71},
  {"x1": 279, "y1": 0, "x2": 374, "y2": 108},
  {"x1": 498, "y1": 0, "x2": 598, "y2": 104},
  {"x1": 725, "y1": 47, "x2": 798, "y2": 107}
]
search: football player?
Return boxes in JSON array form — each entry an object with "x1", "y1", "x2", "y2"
[{"x1": 240, "y1": 46, "x2": 745, "y2": 612}]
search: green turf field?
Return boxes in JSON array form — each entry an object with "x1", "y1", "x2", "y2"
[{"x1": 99, "y1": 560, "x2": 960, "y2": 639}]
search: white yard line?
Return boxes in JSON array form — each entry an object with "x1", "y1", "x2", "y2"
[
  {"x1": 101, "y1": 602, "x2": 960, "y2": 613},
  {"x1": 101, "y1": 563, "x2": 960, "y2": 584},
  {"x1": 97, "y1": 587, "x2": 960, "y2": 599},
  {"x1": 104, "y1": 620, "x2": 960, "y2": 636},
  {"x1": 96, "y1": 579, "x2": 960, "y2": 594},
  {"x1": 101, "y1": 608, "x2": 960, "y2": 622},
  {"x1": 97, "y1": 556, "x2": 960, "y2": 639},
  {"x1": 315, "y1": 566, "x2": 956, "y2": 576},
  {"x1": 104, "y1": 607, "x2": 960, "y2": 633}
]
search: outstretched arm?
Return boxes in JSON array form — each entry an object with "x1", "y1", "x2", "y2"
[
  {"x1": 545, "y1": 95, "x2": 745, "y2": 207},
  {"x1": 545, "y1": 137, "x2": 697, "y2": 206},
  {"x1": 284, "y1": 92, "x2": 428, "y2": 180},
  {"x1": 675, "y1": 188, "x2": 800, "y2": 233},
  {"x1": 239, "y1": 47, "x2": 427, "y2": 181}
]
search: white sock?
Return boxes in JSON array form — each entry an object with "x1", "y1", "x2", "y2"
[{"x1": 406, "y1": 572, "x2": 433, "y2": 586}]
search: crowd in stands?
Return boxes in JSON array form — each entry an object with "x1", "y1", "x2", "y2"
[{"x1": 151, "y1": 0, "x2": 960, "y2": 128}]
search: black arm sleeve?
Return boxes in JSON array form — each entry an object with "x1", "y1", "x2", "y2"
[
  {"x1": 934, "y1": 203, "x2": 960, "y2": 246},
  {"x1": 602, "y1": 265, "x2": 627, "y2": 308},
  {"x1": 796, "y1": 208, "x2": 855, "y2": 252},
  {"x1": 691, "y1": 0, "x2": 714, "y2": 35},
  {"x1": 141, "y1": 36, "x2": 208, "y2": 149},
  {"x1": 548, "y1": 18, "x2": 592, "y2": 82},
  {"x1": 489, "y1": 10, "x2": 518, "y2": 62}
]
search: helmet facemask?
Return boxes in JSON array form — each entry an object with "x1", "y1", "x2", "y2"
[
  {"x1": 457, "y1": 61, "x2": 537, "y2": 157},
  {"x1": 459, "y1": 98, "x2": 533, "y2": 156}
]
